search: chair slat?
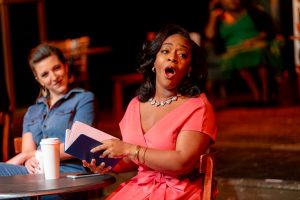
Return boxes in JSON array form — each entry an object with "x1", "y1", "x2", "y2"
[{"x1": 199, "y1": 147, "x2": 217, "y2": 200}]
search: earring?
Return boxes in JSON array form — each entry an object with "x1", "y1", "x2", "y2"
[
  {"x1": 41, "y1": 85, "x2": 49, "y2": 97},
  {"x1": 152, "y1": 67, "x2": 156, "y2": 72},
  {"x1": 41, "y1": 85, "x2": 46, "y2": 92},
  {"x1": 68, "y1": 74, "x2": 75, "y2": 84}
]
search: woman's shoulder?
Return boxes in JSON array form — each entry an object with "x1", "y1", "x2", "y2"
[
  {"x1": 24, "y1": 101, "x2": 46, "y2": 118},
  {"x1": 188, "y1": 93, "x2": 211, "y2": 105},
  {"x1": 122, "y1": 96, "x2": 139, "y2": 114},
  {"x1": 127, "y1": 96, "x2": 139, "y2": 107},
  {"x1": 198, "y1": 93, "x2": 215, "y2": 110},
  {"x1": 185, "y1": 93, "x2": 215, "y2": 113},
  {"x1": 68, "y1": 88, "x2": 95, "y2": 98}
]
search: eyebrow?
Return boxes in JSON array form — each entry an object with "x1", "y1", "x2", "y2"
[{"x1": 162, "y1": 42, "x2": 190, "y2": 50}]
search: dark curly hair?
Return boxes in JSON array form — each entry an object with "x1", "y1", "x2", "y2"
[{"x1": 136, "y1": 24, "x2": 207, "y2": 102}]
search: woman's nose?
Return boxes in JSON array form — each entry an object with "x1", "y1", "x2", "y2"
[
  {"x1": 50, "y1": 72, "x2": 58, "y2": 80},
  {"x1": 168, "y1": 56, "x2": 177, "y2": 63}
]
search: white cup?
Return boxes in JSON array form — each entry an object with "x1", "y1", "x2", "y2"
[
  {"x1": 40, "y1": 138, "x2": 60, "y2": 179},
  {"x1": 35, "y1": 150, "x2": 44, "y2": 174}
]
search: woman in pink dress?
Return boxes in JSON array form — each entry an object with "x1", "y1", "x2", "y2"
[{"x1": 83, "y1": 24, "x2": 218, "y2": 200}]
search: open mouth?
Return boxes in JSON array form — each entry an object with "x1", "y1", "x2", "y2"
[{"x1": 165, "y1": 67, "x2": 176, "y2": 79}]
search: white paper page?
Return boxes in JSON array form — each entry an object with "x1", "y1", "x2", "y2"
[
  {"x1": 64, "y1": 129, "x2": 72, "y2": 149},
  {"x1": 70, "y1": 121, "x2": 118, "y2": 144}
]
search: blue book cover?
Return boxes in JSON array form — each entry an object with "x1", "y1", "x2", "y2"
[
  {"x1": 64, "y1": 121, "x2": 121, "y2": 168},
  {"x1": 65, "y1": 133, "x2": 120, "y2": 167}
]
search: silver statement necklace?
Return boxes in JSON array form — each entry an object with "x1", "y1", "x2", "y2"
[{"x1": 148, "y1": 94, "x2": 181, "y2": 107}]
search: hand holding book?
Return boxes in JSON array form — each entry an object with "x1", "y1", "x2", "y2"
[{"x1": 65, "y1": 121, "x2": 121, "y2": 168}]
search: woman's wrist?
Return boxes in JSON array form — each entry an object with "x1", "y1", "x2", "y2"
[
  {"x1": 134, "y1": 145, "x2": 141, "y2": 162},
  {"x1": 127, "y1": 144, "x2": 148, "y2": 165},
  {"x1": 16, "y1": 152, "x2": 28, "y2": 165},
  {"x1": 127, "y1": 144, "x2": 140, "y2": 161},
  {"x1": 140, "y1": 147, "x2": 147, "y2": 165}
]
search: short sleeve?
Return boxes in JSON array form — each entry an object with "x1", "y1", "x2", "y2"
[
  {"x1": 181, "y1": 98, "x2": 217, "y2": 143},
  {"x1": 73, "y1": 91, "x2": 96, "y2": 126}
]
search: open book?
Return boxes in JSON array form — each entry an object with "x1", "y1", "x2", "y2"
[{"x1": 65, "y1": 121, "x2": 121, "y2": 168}]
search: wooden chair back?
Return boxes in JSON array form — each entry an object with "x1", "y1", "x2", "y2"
[
  {"x1": 1, "y1": 112, "x2": 11, "y2": 161},
  {"x1": 14, "y1": 137, "x2": 22, "y2": 154},
  {"x1": 199, "y1": 147, "x2": 217, "y2": 200},
  {"x1": 111, "y1": 73, "x2": 143, "y2": 122}
]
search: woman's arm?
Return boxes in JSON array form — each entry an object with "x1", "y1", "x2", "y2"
[
  {"x1": 90, "y1": 131, "x2": 211, "y2": 175},
  {"x1": 6, "y1": 133, "x2": 36, "y2": 165},
  {"x1": 205, "y1": 0, "x2": 224, "y2": 40},
  {"x1": 59, "y1": 143, "x2": 74, "y2": 160},
  {"x1": 242, "y1": 32, "x2": 267, "y2": 47},
  {"x1": 136, "y1": 131, "x2": 211, "y2": 174},
  {"x1": 205, "y1": 9, "x2": 223, "y2": 40}
]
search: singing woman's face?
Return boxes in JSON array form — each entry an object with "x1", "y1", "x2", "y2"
[
  {"x1": 34, "y1": 54, "x2": 69, "y2": 97},
  {"x1": 153, "y1": 33, "x2": 192, "y2": 91}
]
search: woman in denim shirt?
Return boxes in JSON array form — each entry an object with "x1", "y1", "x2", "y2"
[{"x1": 0, "y1": 43, "x2": 96, "y2": 175}]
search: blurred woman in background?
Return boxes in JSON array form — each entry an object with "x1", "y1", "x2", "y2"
[{"x1": 205, "y1": 0, "x2": 282, "y2": 105}]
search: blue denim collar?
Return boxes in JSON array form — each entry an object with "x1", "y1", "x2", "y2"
[{"x1": 36, "y1": 87, "x2": 86, "y2": 104}]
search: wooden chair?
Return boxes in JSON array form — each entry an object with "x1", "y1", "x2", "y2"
[
  {"x1": 111, "y1": 73, "x2": 143, "y2": 122},
  {"x1": 1, "y1": 111, "x2": 11, "y2": 161},
  {"x1": 199, "y1": 147, "x2": 217, "y2": 200},
  {"x1": 14, "y1": 136, "x2": 22, "y2": 154},
  {"x1": 48, "y1": 36, "x2": 90, "y2": 89}
]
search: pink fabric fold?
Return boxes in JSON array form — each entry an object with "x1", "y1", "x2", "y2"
[{"x1": 136, "y1": 170, "x2": 187, "y2": 192}]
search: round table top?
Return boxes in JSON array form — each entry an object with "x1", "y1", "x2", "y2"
[{"x1": 0, "y1": 173, "x2": 116, "y2": 199}]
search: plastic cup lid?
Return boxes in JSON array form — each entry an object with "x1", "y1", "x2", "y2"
[{"x1": 40, "y1": 137, "x2": 60, "y2": 145}]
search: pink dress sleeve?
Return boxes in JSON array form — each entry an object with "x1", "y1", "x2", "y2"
[{"x1": 181, "y1": 94, "x2": 217, "y2": 143}]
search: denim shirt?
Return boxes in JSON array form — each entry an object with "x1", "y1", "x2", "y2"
[{"x1": 23, "y1": 88, "x2": 96, "y2": 148}]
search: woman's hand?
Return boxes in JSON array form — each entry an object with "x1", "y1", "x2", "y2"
[
  {"x1": 82, "y1": 159, "x2": 112, "y2": 174},
  {"x1": 82, "y1": 139, "x2": 138, "y2": 174},
  {"x1": 242, "y1": 38, "x2": 255, "y2": 47},
  {"x1": 24, "y1": 156, "x2": 39, "y2": 174},
  {"x1": 242, "y1": 33, "x2": 266, "y2": 48},
  {"x1": 91, "y1": 139, "x2": 136, "y2": 159},
  {"x1": 209, "y1": 8, "x2": 223, "y2": 20}
]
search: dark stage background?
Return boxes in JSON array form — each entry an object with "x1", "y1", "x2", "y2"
[
  {"x1": 1, "y1": 0, "x2": 210, "y2": 109},
  {"x1": 0, "y1": 0, "x2": 294, "y2": 110}
]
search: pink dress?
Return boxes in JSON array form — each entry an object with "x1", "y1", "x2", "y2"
[{"x1": 107, "y1": 93, "x2": 217, "y2": 200}]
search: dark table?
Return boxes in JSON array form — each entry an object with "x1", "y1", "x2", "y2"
[{"x1": 0, "y1": 173, "x2": 116, "y2": 199}]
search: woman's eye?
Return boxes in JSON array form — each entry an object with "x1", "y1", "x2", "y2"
[
  {"x1": 179, "y1": 53, "x2": 188, "y2": 59},
  {"x1": 160, "y1": 49, "x2": 169, "y2": 54},
  {"x1": 54, "y1": 65, "x2": 61, "y2": 71},
  {"x1": 41, "y1": 72, "x2": 48, "y2": 78}
]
